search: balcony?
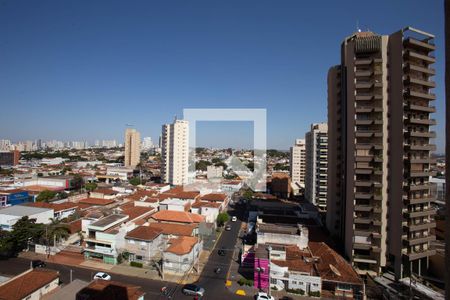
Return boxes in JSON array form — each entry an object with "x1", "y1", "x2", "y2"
[
  {"x1": 355, "y1": 70, "x2": 373, "y2": 77},
  {"x1": 355, "y1": 169, "x2": 373, "y2": 175},
  {"x1": 356, "y1": 143, "x2": 383, "y2": 150},
  {"x1": 404, "y1": 196, "x2": 435, "y2": 205},
  {"x1": 404, "y1": 235, "x2": 436, "y2": 246},
  {"x1": 355, "y1": 58, "x2": 373, "y2": 65},
  {"x1": 404, "y1": 37, "x2": 436, "y2": 52},
  {"x1": 405, "y1": 221, "x2": 436, "y2": 232},
  {"x1": 354, "y1": 217, "x2": 372, "y2": 225},
  {"x1": 409, "y1": 170, "x2": 437, "y2": 177},
  {"x1": 353, "y1": 242, "x2": 372, "y2": 251},
  {"x1": 408, "y1": 144, "x2": 436, "y2": 151},
  {"x1": 408, "y1": 104, "x2": 436, "y2": 113},
  {"x1": 407, "y1": 131, "x2": 436, "y2": 138},
  {"x1": 404, "y1": 249, "x2": 436, "y2": 261},
  {"x1": 404, "y1": 208, "x2": 436, "y2": 218},
  {"x1": 355, "y1": 205, "x2": 373, "y2": 212},
  {"x1": 404, "y1": 50, "x2": 436, "y2": 64},
  {"x1": 406, "y1": 90, "x2": 436, "y2": 101},
  {"x1": 353, "y1": 255, "x2": 378, "y2": 264},
  {"x1": 355, "y1": 130, "x2": 382, "y2": 138},
  {"x1": 355, "y1": 192, "x2": 373, "y2": 200},
  {"x1": 355, "y1": 181, "x2": 372, "y2": 187},
  {"x1": 404, "y1": 63, "x2": 436, "y2": 75},
  {"x1": 406, "y1": 183, "x2": 433, "y2": 191},
  {"x1": 405, "y1": 76, "x2": 436, "y2": 88},
  {"x1": 407, "y1": 118, "x2": 437, "y2": 126},
  {"x1": 409, "y1": 157, "x2": 436, "y2": 164}
]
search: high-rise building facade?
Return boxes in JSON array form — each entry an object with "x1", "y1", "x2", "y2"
[
  {"x1": 305, "y1": 123, "x2": 328, "y2": 211},
  {"x1": 327, "y1": 27, "x2": 437, "y2": 279},
  {"x1": 161, "y1": 119, "x2": 189, "y2": 186},
  {"x1": 142, "y1": 137, "x2": 154, "y2": 150},
  {"x1": 290, "y1": 139, "x2": 306, "y2": 189},
  {"x1": 124, "y1": 128, "x2": 141, "y2": 168}
]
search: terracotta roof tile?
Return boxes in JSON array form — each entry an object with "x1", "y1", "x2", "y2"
[
  {"x1": 76, "y1": 280, "x2": 145, "y2": 300},
  {"x1": 165, "y1": 236, "x2": 198, "y2": 255},
  {"x1": 26, "y1": 201, "x2": 78, "y2": 212},
  {"x1": 0, "y1": 269, "x2": 59, "y2": 300},
  {"x1": 79, "y1": 198, "x2": 115, "y2": 206},
  {"x1": 150, "y1": 210, "x2": 205, "y2": 224},
  {"x1": 125, "y1": 226, "x2": 162, "y2": 241},
  {"x1": 148, "y1": 223, "x2": 196, "y2": 236},
  {"x1": 199, "y1": 193, "x2": 227, "y2": 202}
]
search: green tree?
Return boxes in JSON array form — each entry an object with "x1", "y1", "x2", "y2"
[
  {"x1": 216, "y1": 212, "x2": 229, "y2": 227},
  {"x1": 196, "y1": 160, "x2": 212, "y2": 171},
  {"x1": 246, "y1": 162, "x2": 254, "y2": 171},
  {"x1": 211, "y1": 158, "x2": 222, "y2": 164},
  {"x1": 214, "y1": 161, "x2": 227, "y2": 169},
  {"x1": 0, "y1": 217, "x2": 45, "y2": 257},
  {"x1": 72, "y1": 174, "x2": 84, "y2": 190},
  {"x1": 36, "y1": 190, "x2": 57, "y2": 202},
  {"x1": 273, "y1": 163, "x2": 289, "y2": 171},
  {"x1": 129, "y1": 177, "x2": 141, "y2": 186},
  {"x1": 47, "y1": 218, "x2": 70, "y2": 246},
  {"x1": 243, "y1": 189, "x2": 254, "y2": 201},
  {"x1": 85, "y1": 182, "x2": 98, "y2": 191}
]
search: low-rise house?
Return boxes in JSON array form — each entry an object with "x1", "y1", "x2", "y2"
[
  {"x1": 83, "y1": 214, "x2": 130, "y2": 264},
  {"x1": 125, "y1": 226, "x2": 164, "y2": 264},
  {"x1": 0, "y1": 269, "x2": 59, "y2": 300},
  {"x1": 78, "y1": 197, "x2": 116, "y2": 207},
  {"x1": 144, "y1": 182, "x2": 171, "y2": 193},
  {"x1": 256, "y1": 223, "x2": 309, "y2": 250},
  {"x1": 149, "y1": 210, "x2": 205, "y2": 225},
  {"x1": 76, "y1": 280, "x2": 145, "y2": 300},
  {"x1": 90, "y1": 188, "x2": 119, "y2": 200},
  {"x1": 163, "y1": 236, "x2": 203, "y2": 273},
  {"x1": 148, "y1": 222, "x2": 198, "y2": 238},
  {"x1": 159, "y1": 198, "x2": 189, "y2": 212},
  {"x1": 0, "y1": 205, "x2": 53, "y2": 231},
  {"x1": 26, "y1": 202, "x2": 78, "y2": 220},
  {"x1": 0, "y1": 189, "x2": 31, "y2": 207},
  {"x1": 198, "y1": 193, "x2": 229, "y2": 209},
  {"x1": 105, "y1": 167, "x2": 134, "y2": 181},
  {"x1": 221, "y1": 180, "x2": 243, "y2": 193},
  {"x1": 190, "y1": 201, "x2": 221, "y2": 223}
]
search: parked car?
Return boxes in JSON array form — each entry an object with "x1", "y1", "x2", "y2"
[
  {"x1": 231, "y1": 216, "x2": 237, "y2": 222},
  {"x1": 31, "y1": 260, "x2": 46, "y2": 268},
  {"x1": 255, "y1": 292, "x2": 274, "y2": 300},
  {"x1": 182, "y1": 284, "x2": 205, "y2": 296},
  {"x1": 93, "y1": 272, "x2": 111, "y2": 280},
  {"x1": 225, "y1": 224, "x2": 232, "y2": 231},
  {"x1": 214, "y1": 267, "x2": 222, "y2": 274},
  {"x1": 218, "y1": 247, "x2": 226, "y2": 256}
]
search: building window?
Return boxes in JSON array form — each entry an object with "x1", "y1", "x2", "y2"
[
  {"x1": 136, "y1": 255, "x2": 143, "y2": 260},
  {"x1": 45, "y1": 284, "x2": 50, "y2": 289},
  {"x1": 129, "y1": 240, "x2": 135, "y2": 244}
]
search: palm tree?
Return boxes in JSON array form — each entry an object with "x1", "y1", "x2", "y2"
[{"x1": 47, "y1": 218, "x2": 70, "y2": 246}]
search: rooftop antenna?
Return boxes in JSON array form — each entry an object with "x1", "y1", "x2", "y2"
[{"x1": 356, "y1": 20, "x2": 361, "y2": 33}]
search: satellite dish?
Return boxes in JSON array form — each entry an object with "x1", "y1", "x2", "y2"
[{"x1": 329, "y1": 264, "x2": 341, "y2": 277}]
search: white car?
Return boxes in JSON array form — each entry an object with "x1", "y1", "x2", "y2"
[
  {"x1": 255, "y1": 292, "x2": 275, "y2": 300},
  {"x1": 231, "y1": 216, "x2": 237, "y2": 222},
  {"x1": 93, "y1": 272, "x2": 111, "y2": 280}
]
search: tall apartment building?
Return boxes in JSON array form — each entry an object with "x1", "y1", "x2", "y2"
[
  {"x1": 305, "y1": 123, "x2": 328, "y2": 211},
  {"x1": 161, "y1": 119, "x2": 189, "y2": 186},
  {"x1": 290, "y1": 139, "x2": 306, "y2": 190},
  {"x1": 124, "y1": 128, "x2": 141, "y2": 168},
  {"x1": 327, "y1": 27, "x2": 437, "y2": 279}
]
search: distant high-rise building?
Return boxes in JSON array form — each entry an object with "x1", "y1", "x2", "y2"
[
  {"x1": 124, "y1": 128, "x2": 141, "y2": 168},
  {"x1": 161, "y1": 119, "x2": 189, "y2": 185},
  {"x1": 327, "y1": 27, "x2": 437, "y2": 279},
  {"x1": 305, "y1": 123, "x2": 328, "y2": 211},
  {"x1": 142, "y1": 137, "x2": 153, "y2": 150},
  {"x1": 290, "y1": 139, "x2": 306, "y2": 190},
  {"x1": 0, "y1": 150, "x2": 20, "y2": 166},
  {"x1": 0, "y1": 140, "x2": 12, "y2": 152}
]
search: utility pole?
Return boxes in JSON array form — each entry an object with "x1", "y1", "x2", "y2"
[
  {"x1": 267, "y1": 245, "x2": 272, "y2": 298},
  {"x1": 70, "y1": 269, "x2": 73, "y2": 283}
]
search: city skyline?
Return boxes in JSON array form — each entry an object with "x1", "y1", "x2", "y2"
[{"x1": 0, "y1": 0, "x2": 445, "y2": 151}]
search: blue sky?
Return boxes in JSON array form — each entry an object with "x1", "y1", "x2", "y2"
[{"x1": 0, "y1": 0, "x2": 445, "y2": 151}]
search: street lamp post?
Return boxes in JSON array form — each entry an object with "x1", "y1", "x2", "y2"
[{"x1": 267, "y1": 245, "x2": 272, "y2": 298}]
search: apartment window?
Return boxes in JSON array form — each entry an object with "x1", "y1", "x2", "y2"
[{"x1": 45, "y1": 284, "x2": 50, "y2": 289}]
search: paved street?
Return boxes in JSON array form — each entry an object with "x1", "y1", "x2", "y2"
[{"x1": 0, "y1": 207, "x2": 254, "y2": 300}]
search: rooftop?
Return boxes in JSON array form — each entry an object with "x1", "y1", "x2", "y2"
[
  {"x1": 125, "y1": 226, "x2": 163, "y2": 241},
  {"x1": 199, "y1": 193, "x2": 227, "y2": 202},
  {"x1": 165, "y1": 236, "x2": 198, "y2": 255},
  {"x1": 79, "y1": 198, "x2": 115, "y2": 206},
  {"x1": 150, "y1": 210, "x2": 205, "y2": 224},
  {"x1": 76, "y1": 280, "x2": 145, "y2": 300},
  {"x1": 90, "y1": 214, "x2": 128, "y2": 229},
  {"x1": 148, "y1": 222, "x2": 196, "y2": 237},
  {"x1": 0, "y1": 269, "x2": 59, "y2": 300},
  {"x1": 0, "y1": 205, "x2": 52, "y2": 216}
]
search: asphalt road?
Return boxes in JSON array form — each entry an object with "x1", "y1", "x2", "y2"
[{"x1": 0, "y1": 206, "x2": 253, "y2": 300}]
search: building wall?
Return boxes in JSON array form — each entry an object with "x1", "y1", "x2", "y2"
[
  {"x1": 125, "y1": 234, "x2": 164, "y2": 262},
  {"x1": 161, "y1": 120, "x2": 189, "y2": 185},
  {"x1": 124, "y1": 128, "x2": 141, "y2": 168},
  {"x1": 26, "y1": 277, "x2": 59, "y2": 300},
  {"x1": 290, "y1": 139, "x2": 306, "y2": 188},
  {"x1": 305, "y1": 123, "x2": 328, "y2": 210}
]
